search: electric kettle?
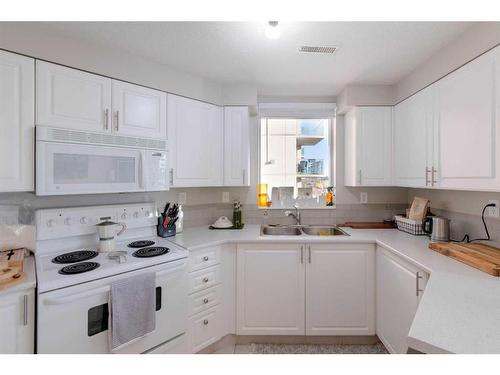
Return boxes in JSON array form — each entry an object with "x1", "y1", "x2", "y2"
[
  {"x1": 96, "y1": 218, "x2": 127, "y2": 252},
  {"x1": 422, "y1": 216, "x2": 450, "y2": 242}
]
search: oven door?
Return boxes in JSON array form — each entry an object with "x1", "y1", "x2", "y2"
[
  {"x1": 37, "y1": 259, "x2": 188, "y2": 354},
  {"x1": 36, "y1": 141, "x2": 145, "y2": 195}
]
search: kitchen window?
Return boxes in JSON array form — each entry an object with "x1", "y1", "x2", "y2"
[{"x1": 260, "y1": 117, "x2": 333, "y2": 208}]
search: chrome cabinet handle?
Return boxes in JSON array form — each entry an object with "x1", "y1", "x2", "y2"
[
  {"x1": 23, "y1": 295, "x2": 28, "y2": 326},
  {"x1": 203, "y1": 319, "x2": 209, "y2": 325},
  {"x1": 104, "y1": 109, "x2": 109, "y2": 130},
  {"x1": 169, "y1": 168, "x2": 174, "y2": 185},
  {"x1": 203, "y1": 298, "x2": 209, "y2": 304},
  {"x1": 242, "y1": 169, "x2": 246, "y2": 185},
  {"x1": 431, "y1": 167, "x2": 437, "y2": 186},
  {"x1": 114, "y1": 110, "x2": 119, "y2": 131},
  {"x1": 358, "y1": 170, "x2": 362, "y2": 185},
  {"x1": 203, "y1": 256, "x2": 209, "y2": 261},
  {"x1": 300, "y1": 245, "x2": 304, "y2": 264},
  {"x1": 203, "y1": 277, "x2": 209, "y2": 283},
  {"x1": 308, "y1": 245, "x2": 312, "y2": 264},
  {"x1": 416, "y1": 272, "x2": 424, "y2": 297},
  {"x1": 425, "y1": 167, "x2": 431, "y2": 186}
]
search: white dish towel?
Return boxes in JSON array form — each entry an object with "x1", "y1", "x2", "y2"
[{"x1": 109, "y1": 273, "x2": 156, "y2": 352}]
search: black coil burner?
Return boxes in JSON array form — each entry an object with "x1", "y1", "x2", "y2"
[
  {"x1": 132, "y1": 246, "x2": 170, "y2": 258},
  {"x1": 128, "y1": 240, "x2": 155, "y2": 248},
  {"x1": 58, "y1": 262, "x2": 100, "y2": 275},
  {"x1": 52, "y1": 250, "x2": 98, "y2": 264}
]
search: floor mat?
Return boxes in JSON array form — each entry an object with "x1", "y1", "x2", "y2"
[{"x1": 249, "y1": 342, "x2": 388, "y2": 354}]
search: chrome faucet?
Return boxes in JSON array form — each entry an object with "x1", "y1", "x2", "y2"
[{"x1": 285, "y1": 204, "x2": 301, "y2": 225}]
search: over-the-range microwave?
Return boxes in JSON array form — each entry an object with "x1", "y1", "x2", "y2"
[{"x1": 36, "y1": 126, "x2": 169, "y2": 196}]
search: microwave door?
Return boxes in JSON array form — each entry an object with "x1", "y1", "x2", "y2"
[
  {"x1": 36, "y1": 141, "x2": 146, "y2": 196},
  {"x1": 145, "y1": 150, "x2": 169, "y2": 192}
]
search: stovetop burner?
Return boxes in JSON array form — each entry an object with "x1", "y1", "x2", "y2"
[
  {"x1": 128, "y1": 240, "x2": 155, "y2": 248},
  {"x1": 132, "y1": 246, "x2": 170, "y2": 258},
  {"x1": 52, "y1": 250, "x2": 98, "y2": 264},
  {"x1": 58, "y1": 262, "x2": 100, "y2": 275}
]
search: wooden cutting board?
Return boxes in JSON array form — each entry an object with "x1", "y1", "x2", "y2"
[
  {"x1": 429, "y1": 242, "x2": 500, "y2": 276},
  {"x1": 338, "y1": 222, "x2": 397, "y2": 229}
]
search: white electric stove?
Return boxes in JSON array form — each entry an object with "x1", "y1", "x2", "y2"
[{"x1": 35, "y1": 203, "x2": 189, "y2": 354}]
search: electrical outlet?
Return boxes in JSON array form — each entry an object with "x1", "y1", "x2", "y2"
[
  {"x1": 178, "y1": 192, "x2": 187, "y2": 205},
  {"x1": 360, "y1": 192, "x2": 368, "y2": 204},
  {"x1": 222, "y1": 192, "x2": 230, "y2": 203},
  {"x1": 487, "y1": 200, "x2": 499, "y2": 217}
]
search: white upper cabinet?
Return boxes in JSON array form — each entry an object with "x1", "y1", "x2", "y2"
[
  {"x1": 394, "y1": 85, "x2": 437, "y2": 188},
  {"x1": 376, "y1": 246, "x2": 427, "y2": 354},
  {"x1": 167, "y1": 94, "x2": 223, "y2": 187},
  {"x1": 436, "y1": 47, "x2": 500, "y2": 190},
  {"x1": 345, "y1": 106, "x2": 393, "y2": 186},
  {"x1": 111, "y1": 80, "x2": 167, "y2": 139},
  {"x1": 223, "y1": 106, "x2": 250, "y2": 186},
  {"x1": 306, "y1": 243, "x2": 375, "y2": 336},
  {"x1": 37, "y1": 61, "x2": 112, "y2": 133},
  {"x1": 0, "y1": 50, "x2": 34, "y2": 192},
  {"x1": 37, "y1": 61, "x2": 167, "y2": 140}
]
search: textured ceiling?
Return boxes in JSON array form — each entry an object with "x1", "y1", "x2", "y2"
[{"x1": 28, "y1": 21, "x2": 473, "y2": 96}]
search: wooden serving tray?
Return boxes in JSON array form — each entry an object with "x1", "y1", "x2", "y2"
[{"x1": 429, "y1": 242, "x2": 500, "y2": 276}]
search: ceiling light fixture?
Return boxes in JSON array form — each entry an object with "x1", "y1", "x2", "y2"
[{"x1": 265, "y1": 21, "x2": 280, "y2": 40}]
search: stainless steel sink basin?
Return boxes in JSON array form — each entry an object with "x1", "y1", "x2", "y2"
[
  {"x1": 301, "y1": 226, "x2": 349, "y2": 236},
  {"x1": 260, "y1": 225, "x2": 302, "y2": 236}
]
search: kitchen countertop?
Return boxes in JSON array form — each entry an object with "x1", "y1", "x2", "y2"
[
  {"x1": 169, "y1": 224, "x2": 500, "y2": 354},
  {"x1": 0, "y1": 256, "x2": 36, "y2": 295}
]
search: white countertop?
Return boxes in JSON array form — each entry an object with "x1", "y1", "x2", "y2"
[
  {"x1": 0, "y1": 256, "x2": 36, "y2": 295},
  {"x1": 169, "y1": 224, "x2": 500, "y2": 354}
]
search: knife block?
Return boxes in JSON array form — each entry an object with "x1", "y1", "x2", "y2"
[{"x1": 157, "y1": 217, "x2": 176, "y2": 238}]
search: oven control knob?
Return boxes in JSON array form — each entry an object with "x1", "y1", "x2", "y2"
[
  {"x1": 80, "y1": 216, "x2": 88, "y2": 224},
  {"x1": 133, "y1": 212, "x2": 139, "y2": 219},
  {"x1": 121, "y1": 212, "x2": 128, "y2": 220},
  {"x1": 46, "y1": 219, "x2": 56, "y2": 228},
  {"x1": 64, "y1": 218, "x2": 73, "y2": 226}
]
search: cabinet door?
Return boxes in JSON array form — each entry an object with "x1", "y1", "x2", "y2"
[
  {"x1": 305, "y1": 244, "x2": 375, "y2": 335},
  {"x1": 437, "y1": 48, "x2": 500, "y2": 190},
  {"x1": 112, "y1": 80, "x2": 167, "y2": 139},
  {"x1": 223, "y1": 106, "x2": 250, "y2": 186},
  {"x1": 0, "y1": 289, "x2": 35, "y2": 354},
  {"x1": 167, "y1": 95, "x2": 223, "y2": 187},
  {"x1": 0, "y1": 51, "x2": 34, "y2": 192},
  {"x1": 36, "y1": 61, "x2": 112, "y2": 132},
  {"x1": 236, "y1": 244, "x2": 305, "y2": 335},
  {"x1": 358, "y1": 107, "x2": 393, "y2": 186},
  {"x1": 376, "y1": 247, "x2": 427, "y2": 354},
  {"x1": 394, "y1": 86, "x2": 436, "y2": 187}
]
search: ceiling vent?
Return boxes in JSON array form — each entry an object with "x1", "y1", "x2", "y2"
[{"x1": 299, "y1": 45, "x2": 337, "y2": 54}]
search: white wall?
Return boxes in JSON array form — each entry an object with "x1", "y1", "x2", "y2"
[
  {"x1": 336, "y1": 85, "x2": 394, "y2": 114},
  {"x1": 0, "y1": 22, "x2": 223, "y2": 105}
]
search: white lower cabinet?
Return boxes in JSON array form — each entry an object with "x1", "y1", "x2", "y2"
[
  {"x1": 186, "y1": 244, "x2": 233, "y2": 353},
  {"x1": 306, "y1": 243, "x2": 375, "y2": 335},
  {"x1": 376, "y1": 246, "x2": 427, "y2": 354},
  {"x1": 0, "y1": 288, "x2": 35, "y2": 354},
  {"x1": 236, "y1": 244, "x2": 305, "y2": 335},
  {"x1": 236, "y1": 243, "x2": 374, "y2": 336}
]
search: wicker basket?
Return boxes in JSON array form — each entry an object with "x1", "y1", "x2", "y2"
[{"x1": 395, "y1": 215, "x2": 426, "y2": 236}]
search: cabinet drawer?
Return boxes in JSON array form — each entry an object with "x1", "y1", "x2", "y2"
[
  {"x1": 188, "y1": 246, "x2": 221, "y2": 272},
  {"x1": 188, "y1": 285, "x2": 221, "y2": 316},
  {"x1": 189, "y1": 265, "x2": 220, "y2": 294},
  {"x1": 188, "y1": 306, "x2": 222, "y2": 353}
]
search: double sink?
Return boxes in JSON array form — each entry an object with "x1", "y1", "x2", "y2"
[{"x1": 261, "y1": 225, "x2": 349, "y2": 237}]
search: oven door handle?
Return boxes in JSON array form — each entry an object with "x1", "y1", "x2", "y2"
[{"x1": 43, "y1": 286, "x2": 111, "y2": 305}]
